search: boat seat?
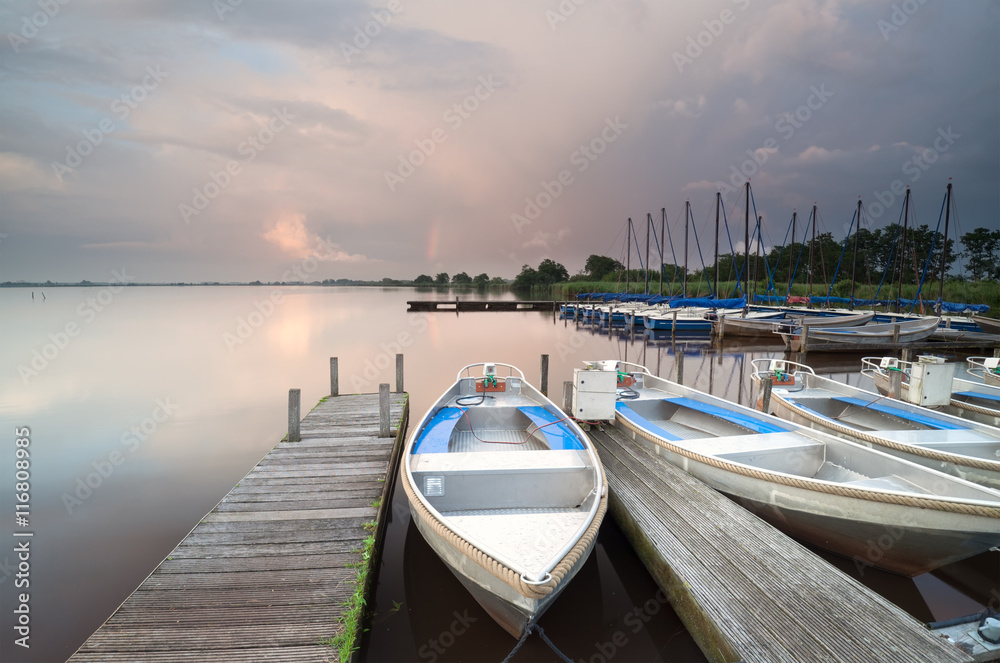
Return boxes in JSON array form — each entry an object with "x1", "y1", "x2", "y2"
[
  {"x1": 831, "y1": 396, "x2": 968, "y2": 430},
  {"x1": 841, "y1": 475, "x2": 931, "y2": 495},
  {"x1": 411, "y1": 406, "x2": 585, "y2": 453},
  {"x1": 410, "y1": 449, "x2": 595, "y2": 512},
  {"x1": 954, "y1": 391, "x2": 1000, "y2": 404},
  {"x1": 664, "y1": 397, "x2": 792, "y2": 434}
]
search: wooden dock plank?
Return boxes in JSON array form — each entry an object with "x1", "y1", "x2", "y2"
[
  {"x1": 591, "y1": 425, "x2": 973, "y2": 663},
  {"x1": 68, "y1": 393, "x2": 408, "y2": 663}
]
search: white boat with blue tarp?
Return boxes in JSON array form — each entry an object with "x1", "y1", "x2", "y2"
[
  {"x1": 401, "y1": 362, "x2": 607, "y2": 638},
  {"x1": 752, "y1": 358, "x2": 1000, "y2": 490},
  {"x1": 609, "y1": 361, "x2": 1000, "y2": 576}
]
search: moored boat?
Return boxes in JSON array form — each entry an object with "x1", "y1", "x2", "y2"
[
  {"x1": 751, "y1": 358, "x2": 1000, "y2": 490},
  {"x1": 609, "y1": 361, "x2": 1000, "y2": 576},
  {"x1": 967, "y1": 356, "x2": 1000, "y2": 388},
  {"x1": 777, "y1": 316, "x2": 940, "y2": 351},
  {"x1": 401, "y1": 362, "x2": 607, "y2": 638},
  {"x1": 973, "y1": 314, "x2": 1000, "y2": 335},
  {"x1": 862, "y1": 355, "x2": 1000, "y2": 428}
]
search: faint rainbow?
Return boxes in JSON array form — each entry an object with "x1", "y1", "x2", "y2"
[{"x1": 426, "y1": 220, "x2": 439, "y2": 261}]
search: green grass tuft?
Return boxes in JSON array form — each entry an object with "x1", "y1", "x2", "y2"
[{"x1": 323, "y1": 529, "x2": 379, "y2": 661}]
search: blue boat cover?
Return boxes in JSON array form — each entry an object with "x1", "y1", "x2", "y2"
[
  {"x1": 668, "y1": 297, "x2": 746, "y2": 309},
  {"x1": 831, "y1": 396, "x2": 967, "y2": 430},
  {"x1": 615, "y1": 402, "x2": 684, "y2": 441},
  {"x1": 411, "y1": 406, "x2": 584, "y2": 453},
  {"x1": 664, "y1": 397, "x2": 791, "y2": 434},
  {"x1": 954, "y1": 391, "x2": 1000, "y2": 404}
]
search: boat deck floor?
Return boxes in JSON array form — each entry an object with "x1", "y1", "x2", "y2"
[
  {"x1": 440, "y1": 507, "x2": 589, "y2": 578},
  {"x1": 590, "y1": 424, "x2": 973, "y2": 663}
]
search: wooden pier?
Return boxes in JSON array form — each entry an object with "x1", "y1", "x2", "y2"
[
  {"x1": 407, "y1": 299, "x2": 562, "y2": 312},
  {"x1": 589, "y1": 424, "x2": 974, "y2": 663},
  {"x1": 68, "y1": 381, "x2": 409, "y2": 663}
]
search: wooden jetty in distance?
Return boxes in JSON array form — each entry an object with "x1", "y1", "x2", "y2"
[
  {"x1": 68, "y1": 358, "x2": 409, "y2": 663},
  {"x1": 407, "y1": 299, "x2": 562, "y2": 312},
  {"x1": 588, "y1": 423, "x2": 975, "y2": 663}
]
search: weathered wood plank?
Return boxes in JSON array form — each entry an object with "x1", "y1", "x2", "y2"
[{"x1": 68, "y1": 392, "x2": 408, "y2": 663}]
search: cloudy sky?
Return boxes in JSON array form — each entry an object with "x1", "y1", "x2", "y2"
[{"x1": 0, "y1": 0, "x2": 997, "y2": 283}]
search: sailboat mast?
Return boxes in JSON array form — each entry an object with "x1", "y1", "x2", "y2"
[
  {"x1": 744, "y1": 182, "x2": 750, "y2": 299},
  {"x1": 684, "y1": 200, "x2": 690, "y2": 299},
  {"x1": 788, "y1": 210, "x2": 796, "y2": 294},
  {"x1": 714, "y1": 192, "x2": 720, "y2": 298},
  {"x1": 754, "y1": 215, "x2": 762, "y2": 304},
  {"x1": 660, "y1": 209, "x2": 665, "y2": 296},
  {"x1": 626, "y1": 218, "x2": 631, "y2": 294},
  {"x1": 849, "y1": 198, "x2": 862, "y2": 311},
  {"x1": 897, "y1": 188, "x2": 910, "y2": 311},
  {"x1": 645, "y1": 213, "x2": 650, "y2": 294},
  {"x1": 809, "y1": 204, "x2": 816, "y2": 306},
  {"x1": 938, "y1": 179, "x2": 952, "y2": 308}
]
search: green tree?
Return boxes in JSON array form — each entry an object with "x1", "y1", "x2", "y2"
[
  {"x1": 473, "y1": 273, "x2": 490, "y2": 287},
  {"x1": 451, "y1": 272, "x2": 472, "y2": 285},
  {"x1": 414, "y1": 274, "x2": 433, "y2": 284},
  {"x1": 489, "y1": 276, "x2": 507, "y2": 285},
  {"x1": 961, "y1": 228, "x2": 1000, "y2": 281},
  {"x1": 512, "y1": 265, "x2": 538, "y2": 289},
  {"x1": 584, "y1": 255, "x2": 623, "y2": 280},
  {"x1": 536, "y1": 258, "x2": 569, "y2": 285},
  {"x1": 434, "y1": 272, "x2": 449, "y2": 285}
]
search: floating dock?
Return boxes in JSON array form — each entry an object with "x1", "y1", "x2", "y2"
[
  {"x1": 407, "y1": 299, "x2": 562, "y2": 312},
  {"x1": 68, "y1": 387, "x2": 409, "y2": 663},
  {"x1": 590, "y1": 423, "x2": 975, "y2": 663}
]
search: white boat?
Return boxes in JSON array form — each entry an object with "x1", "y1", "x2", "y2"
[
  {"x1": 609, "y1": 361, "x2": 1000, "y2": 576},
  {"x1": 400, "y1": 362, "x2": 607, "y2": 637},
  {"x1": 777, "y1": 316, "x2": 940, "y2": 351},
  {"x1": 720, "y1": 309, "x2": 874, "y2": 339},
  {"x1": 752, "y1": 358, "x2": 1000, "y2": 490},
  {"x1": 967, "y1": 356, "x2": 1000, "y2": 388},
  {"x1": 973, "y1": 314, "x2": 1000, "y2": 335},
  {"x1": 862, "y1": 355, "x2": 1000, "y2": 428}
]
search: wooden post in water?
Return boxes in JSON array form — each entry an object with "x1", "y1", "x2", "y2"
[
  {"x1": 395, "y1": 354, "x2": 404, "y2": 393},
  {"x1": 760, "y1": 379, "x2": 773, "y2": 413},
  {"x1": 563, "y1": 381, "x2": 573, "y2": 415},
  {"x1": 902, "y1": 348, "x2": 911, "y2": 363},
  {"x1": 676, "y1": 351, "x2": 684, "y2": 385},
  {"x1": 540, "y1": 354, "x2": 549, "y2": 396},
  {"x1": 800, "y1": 323, "x2": 809, "y2": 354},
  {"x1": 892, "y1": 323, "x2": 901, "y2": 345},
  {"x1": 288, "y1": 388, "x2": 301, "y2": 442},
  {"x1": 888, "y1": 369, "x2": 902, "y2": 400},
  {"x1": 379, "y1": 383, "x2": 390, "y2": 437},
  {"x1": 330, "y1": 357, "x2": 339, "y2": 396},
  {"x1": 671, "y1": 310, "x2": 677, "y2": 342}
]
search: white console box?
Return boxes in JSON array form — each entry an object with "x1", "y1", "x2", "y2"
[
  {"x1": 906, "y1": 355, "x2": 955, "y2": 408},
  {"x1": 572, "y1": 365, "x2": 618, "y2": 420}
]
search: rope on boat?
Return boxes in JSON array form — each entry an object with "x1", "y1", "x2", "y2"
[
  {"x1": 774, "y1": 395, "x2": 1000, "y2": 475},
  {"x1": 400, "y1": 457, "x2": 608, "y2": 600},
  {"x1": 615, "y1": 415, "x2": 1000, "y2": 518},
  {"x1": 498, "y1": 624, "x2": 574, "y2": 663},
  {"x1": 952, "y1": 399, "x2": 1000, "y2": 420}
]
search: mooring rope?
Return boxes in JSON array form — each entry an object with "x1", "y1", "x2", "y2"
[
  {"x1": 499, "y1": 623, "x2": 574, "y2": 663},
  {"x1": 616, "y1": 415, "x2": 1000, "y2": 517}
]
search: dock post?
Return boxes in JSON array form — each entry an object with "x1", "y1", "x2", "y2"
[
  {"x1": 540, "y1": 354, "x2": 549, "y2": 396},
  {"x1": 563, "y1": 381, "x2": 573, "y2": 414},
  {"x1": 801, "y1": 323, "x2": 809, "y2": 354},
  {"x1": 760, "y1": 379, "x2": 773, "y2": 412},
  {"x1": 288, "y1": 388, "x2": 301, "y2": 442},
  {"x1": 901, "y1": 348, "x2": 911, "y2": 363},
  {"x1": 994, "y1": 346, "x2": 1000, "y2": 358},
  {"x1": 395, "y1": 354, "x2": 404, "y2": 393},
  {"x1": 330, "y1": 357, "x2": 339, "y2": 397},
  {"x1": 718, "y1": 315, "x2": 725, "y2": 341},
  {"x1": 671, "y1": 310, "x2": 677, "y2": 342},
  {"x1": 892, "y1": 323, "x2": 901, "y2": 345},
  {"x1": 379, "y1": 383, "x2": 390, "y2": 437},
  {"x1": 676, "y1": 351, "x2": 684, "y2": 385},
  {"x1": 888, "y1": 369, "x2": 902, "y2": 400}
]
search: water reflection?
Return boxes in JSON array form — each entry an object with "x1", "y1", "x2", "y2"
[{"x1": 0, "y1": 287, "x2": 995, "y2": 662}]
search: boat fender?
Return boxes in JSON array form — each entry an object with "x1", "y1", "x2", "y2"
[{"x1": 979, "y1": 613, "x2": 1000, "y2": 645}]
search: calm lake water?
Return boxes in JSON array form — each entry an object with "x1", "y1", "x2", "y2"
[{"x1": 0, "y1": 286, "x2": 995, "y2": 662}]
